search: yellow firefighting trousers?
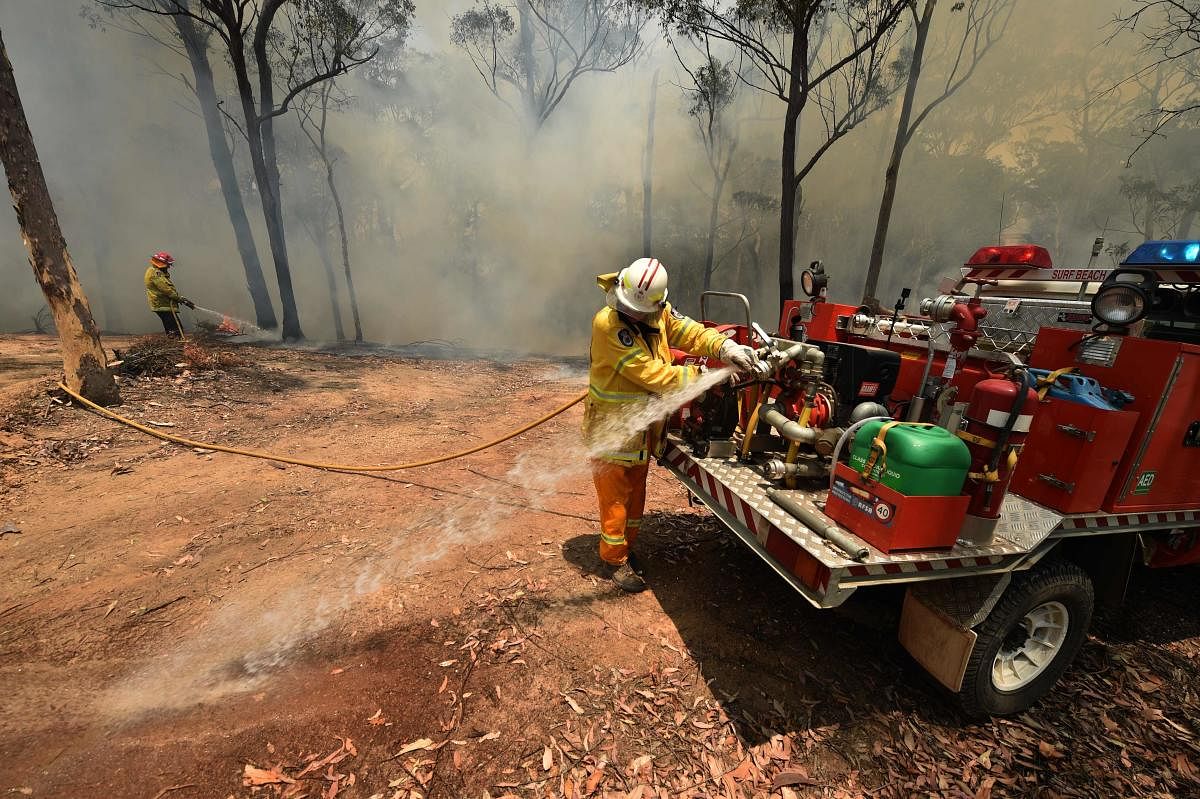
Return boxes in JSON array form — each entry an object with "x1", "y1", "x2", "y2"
[{"x1": 592, "y1": 459, "x2": 649, "y2": 565}]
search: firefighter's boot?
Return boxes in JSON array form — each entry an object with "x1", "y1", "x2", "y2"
[{"x1": 611, "y1": 562, "x2": 646, "y2": 593}]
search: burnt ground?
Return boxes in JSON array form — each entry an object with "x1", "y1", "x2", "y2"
[{"x1": 0, "y1": 333, "x2": 1198, "y2": 799}]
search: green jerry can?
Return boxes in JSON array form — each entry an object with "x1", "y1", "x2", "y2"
[{"x1": 847, "y1": 421, "x2": 971, "y2": 496}]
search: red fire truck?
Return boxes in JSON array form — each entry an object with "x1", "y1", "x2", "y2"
[{"x1": 663, "y1": 239, "x2": 1200, "y2": 715}]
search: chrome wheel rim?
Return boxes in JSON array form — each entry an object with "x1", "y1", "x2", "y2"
[{"x1": 991, "y1": 600, "x2": 1069, "y2": 692}]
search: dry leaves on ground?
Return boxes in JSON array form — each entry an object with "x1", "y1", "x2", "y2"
[{"x1": 242, "y1": 737, "x2": 358, "y2": 798}]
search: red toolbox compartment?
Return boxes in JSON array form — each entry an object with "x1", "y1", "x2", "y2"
[
  {"x1": 1010, "y1": 398, "x2": 1139, "y2": 514},
  {"x1": 1030, "y1": 328, "x2": 1200, "y2": 511},
  {"x1": 824, "y1": 463, "x2": 969, "y2": 552}
]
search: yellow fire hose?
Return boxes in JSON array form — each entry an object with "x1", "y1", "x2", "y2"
[{"x1": 57, "y1": 382, "x2": 586, "y2": 473}]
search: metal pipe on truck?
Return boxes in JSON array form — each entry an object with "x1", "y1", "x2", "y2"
[
  {"x1": 759, "y1": 403, "x2": 819, "y2": 444},
  {"x1": 767, "y1": 488, "x2": 870, "y2": 561}
]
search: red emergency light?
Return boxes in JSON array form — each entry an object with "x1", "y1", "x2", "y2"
[{"x1": 965, "y1": 245, "x2": 1053, "y2": 270}]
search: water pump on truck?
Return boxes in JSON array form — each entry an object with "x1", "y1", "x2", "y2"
[{"x1": 660, "y1": 239, "x2": 1200, "y2": 716}]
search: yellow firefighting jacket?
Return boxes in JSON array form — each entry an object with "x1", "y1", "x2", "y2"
[
  {"x1": 583, "y1": 273, "x2": 729, "y2": 464},
  {"x1": 145, "y1": 265, "x2": 183, "y2": 312}
]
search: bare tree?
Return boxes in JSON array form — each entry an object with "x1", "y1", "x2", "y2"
[
  {"x1": 679, "y1": 49, "x2": 738, "y2": 291},
  {"x1": 295, "y1": 200, "x2": 348, "y2": 342},
  {"x1": 1175, "y1": 178, "x2": 1200, "y2": 237},
  {"x1": 100, "y1": 0, "x2": 413, "y2": 340},
  {"x1": 297, "y1": 80, "x2": 364, "y2": 343},
  {"x1": 861, "y1": 0, "x2": 1014, "y2": 305},
  {"x1": 0, "y1": 29, "x2": 119, "y2": 404},
  {"x1": 1111, "y1": 0, "x2": 1200, "y2": 161},
  {"x1": 450, "y1": 0, "x2": 648, "y2": 132},
  {"x1": 30, "y1": 306, "x2": 55, "y2": 335},
  {"x1": 725, "y1": 189, "x2": 778, "y2": 289},
  {"x1": 650, "y1": 0, "x2": 908, "y2": 309},
  {"x1": 1120, "y1": 172, "x2": 1199, "y2": 239}
]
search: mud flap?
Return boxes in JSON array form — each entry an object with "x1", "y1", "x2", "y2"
[
  {"x1": 899, "y1": 591, "x2": 977, "y2": 692},
  {"x1": 898, "y1": 573, "x2": 1010, "y2": 693}
]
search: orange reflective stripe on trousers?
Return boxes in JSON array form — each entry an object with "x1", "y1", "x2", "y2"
[{"x1": 592, "y1": 460, "x2": 649, "y2": 565}]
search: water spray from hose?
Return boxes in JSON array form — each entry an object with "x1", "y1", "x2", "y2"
[
  {"x1": 189, "y1": 305, "x2": 272, "y2": 337},
  {"x1": 585, "y1": 366, "x2": 735, "y2": 459}
]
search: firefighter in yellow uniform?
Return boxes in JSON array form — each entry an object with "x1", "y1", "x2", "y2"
[
  {"x1": 144, "y1": 250, "x2": 194, "y2": 337},
  {"x1": 584, "y1": 258, "x2": 758, "y2": 592}
]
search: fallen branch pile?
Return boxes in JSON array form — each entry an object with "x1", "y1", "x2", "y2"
[{"x1": 112, "y1": 335, "x2": 244, "y2": 377}]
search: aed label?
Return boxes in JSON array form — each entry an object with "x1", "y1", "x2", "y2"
[{"x1": 1133, "y1": 471, "x2": 1157, "y2": 495}]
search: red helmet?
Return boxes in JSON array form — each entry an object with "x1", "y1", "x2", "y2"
[{"x1": 151, "y1": 251, "x2": 175, "y2": 267}]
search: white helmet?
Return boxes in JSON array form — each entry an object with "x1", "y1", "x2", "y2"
[{"x1": 615, "y1": 257, "x2": 669, "y2": 315}]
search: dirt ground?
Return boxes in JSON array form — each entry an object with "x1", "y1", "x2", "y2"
[{"x1": 1, "y1": 333, "x2": 1198, "y2": 799}]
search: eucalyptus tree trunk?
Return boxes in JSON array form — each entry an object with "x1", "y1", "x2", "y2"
[
  {"x1": 778, "y1": 104, "x2": 801, "y2": 307},
  {"x1": 776, "y1": 22, "x2": 807, "y2": 310},
  {"x1": 173, "y1": 6, "x2": 278, "y2": 330},
  {"x1": 326, "y1": 164, "x2": 362, "y2": 342},
  {"x1": 298, "y1": 209, "x2": 346, "y2": 341},
  {"x1": 702, "y1": 150, "x2": 734, "y2": 292},
  {"x1": 230, "y1": 45, "x2": 302, "y2": 340},
  {"x1": 642, "y1": 69, "x2": 659, "y2": 256},
  {"x1": 863, "y1": 0, "x2": 936, "y2": 305},
  {"x1": 0, "y1": 30, "x2": 119, "y2": 404},
  {"x1": 303, "y1": 83, "x2": 364, "y2": 343}
]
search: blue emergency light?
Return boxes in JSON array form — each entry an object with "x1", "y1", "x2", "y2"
[{"x1": 1122, "y1": 240, "x2": 1200, "y2": 266}]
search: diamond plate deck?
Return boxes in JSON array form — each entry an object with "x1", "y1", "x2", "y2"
[
  {"x1": 910, "y1": 573, "x2": 1012, "y2": 629},
  {"x1": 994, "y1": 495, "x2": 1063, "y2": 550},
  {"x1": 678, "y1": 439, "x2": 1061, "y2": 570}
]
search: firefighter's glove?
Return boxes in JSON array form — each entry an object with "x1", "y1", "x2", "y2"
[
  {"x1": 719, "y1": 340, "x2": 758, "y2": 374},
  {"x1": 181, "y1": 299, "x2": 196, "y2": 310}
]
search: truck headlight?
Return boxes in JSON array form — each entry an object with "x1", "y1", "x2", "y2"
[
  {"x1": 800, "y1": 262, "x2": 828, "y2": 297},
  {"x1": 1092, "y1": 284, "x2": 1148, "y2": 326}
]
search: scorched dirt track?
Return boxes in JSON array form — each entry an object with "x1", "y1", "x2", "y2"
[{"x1": 1, "y1": 333, "x2": 1198, "y2": 799}]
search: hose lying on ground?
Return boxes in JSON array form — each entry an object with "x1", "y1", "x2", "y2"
[{"x1": 57, "y1": 382, "x2": 586, "y2": 474}]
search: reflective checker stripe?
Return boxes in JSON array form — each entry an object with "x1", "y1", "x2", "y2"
[
  {"x1": 1060, "y1": 509, "x2": 1200, "y2": 531},
  {"x1": 660, "y1": 438, "x2": 1060, "y2": 599}
]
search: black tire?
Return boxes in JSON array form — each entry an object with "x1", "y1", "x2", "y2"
[{"x1": 959, "y1": 561, "x2": 1094, "y2": 717}]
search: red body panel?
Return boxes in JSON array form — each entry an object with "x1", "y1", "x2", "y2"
[
  {"x1": 1029, "y1": 328, "x2": 1200, "y2": 512},
  {"x1": 778, "y1": 299, "x2": 844, "y2": 340},
  {"x1": 1145, "y1": 529, "x2": 1200, "y2": 568},
  {"x1": 1109, "y1": 351, "x2": 1200, "y2": 510},
  {"x1": 1010, "y1": 401, "x2": 1140, "y2": 513}
]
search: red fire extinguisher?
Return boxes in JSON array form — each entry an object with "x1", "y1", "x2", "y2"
[{"x1": 957, "y1": 374, "x2": 1039, "y2": 545}]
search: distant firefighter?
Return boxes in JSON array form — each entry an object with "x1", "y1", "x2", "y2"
[
  {"x1": 584, "y1": 258, "x2": 757, "y2": 592},
  {"x1": 144, "y1": 251, "x2": 194, "y2": 337}
]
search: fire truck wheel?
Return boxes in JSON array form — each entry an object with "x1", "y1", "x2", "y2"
[{"x1": 959, "y1": 562, "x2": 1094, "y2": 717}]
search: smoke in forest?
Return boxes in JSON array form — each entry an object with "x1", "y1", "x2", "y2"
[{"x1": 2, "y1": 0, "x2": 1193, "y2": 350}]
